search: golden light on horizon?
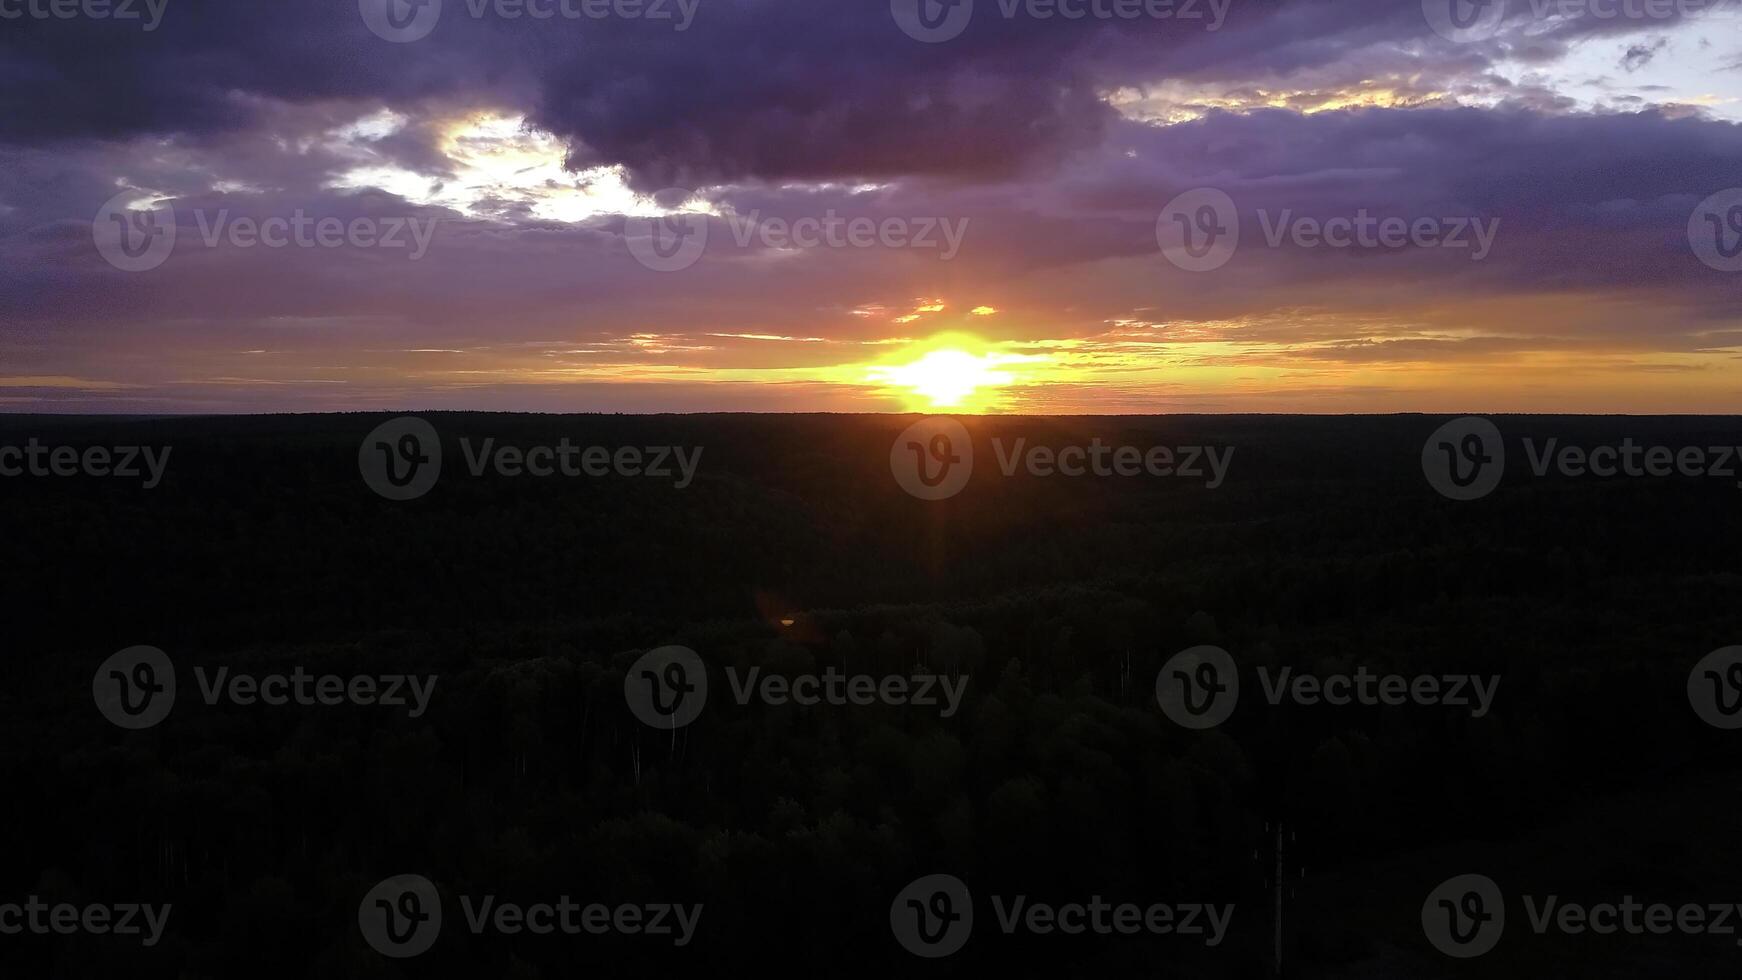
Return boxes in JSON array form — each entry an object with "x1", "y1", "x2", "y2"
[{"x1": 863, "y1": 334, "x2": 1044, "y2": 413}]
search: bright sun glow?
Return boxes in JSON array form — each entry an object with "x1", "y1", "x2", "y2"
[{"x1": 865, "y1": 336, "x2": 1040, "y2": 412}]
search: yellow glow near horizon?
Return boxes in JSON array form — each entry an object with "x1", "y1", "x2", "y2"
[
  {"x1": 874, "y1": 349, "x2": 1009, "y2": 407},
  {"x1": 863, "y1": 334, "x2": 1044, "y2": 412}
]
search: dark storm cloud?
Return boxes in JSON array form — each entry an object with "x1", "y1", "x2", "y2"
[
  {"x1": 0, "y1": 0, "x2": 528, "y2": 144},
  {"x1": 3, "y1": 0, "x2": 1728, "y2": 186}
]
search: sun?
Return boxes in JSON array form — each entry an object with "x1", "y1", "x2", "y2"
[
  {"x1": 874, "y1": 349, "x2": 1009, "y2": 408},
  {"x1": 864, "y1": 335, "x2": 1039, "y2": 412}
]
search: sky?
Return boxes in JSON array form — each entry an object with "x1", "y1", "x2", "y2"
[{"x1": 1, "y1": 0, "x2": 1740, "y2": 414}]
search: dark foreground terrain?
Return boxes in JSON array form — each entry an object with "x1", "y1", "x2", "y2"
[{"x1": 3, "y1": 412, "x2": 1740, "y2": 978}]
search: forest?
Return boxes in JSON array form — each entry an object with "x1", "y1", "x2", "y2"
[{"x1": 3, "y1": 411, "x2": 1740, "y2": 978}]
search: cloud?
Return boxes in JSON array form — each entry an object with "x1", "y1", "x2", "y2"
[{"x1": 3, "y1": 0, "x2": 1740, "y2": 411}]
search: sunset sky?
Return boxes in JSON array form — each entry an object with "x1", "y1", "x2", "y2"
[{"x1": 2, "y1": 0, "x2": 1740, "y2": 413}]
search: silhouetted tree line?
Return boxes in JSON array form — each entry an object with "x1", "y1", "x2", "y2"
[{"x1": 3, "y1": 413, "x2": 1740, "y2": 977}]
